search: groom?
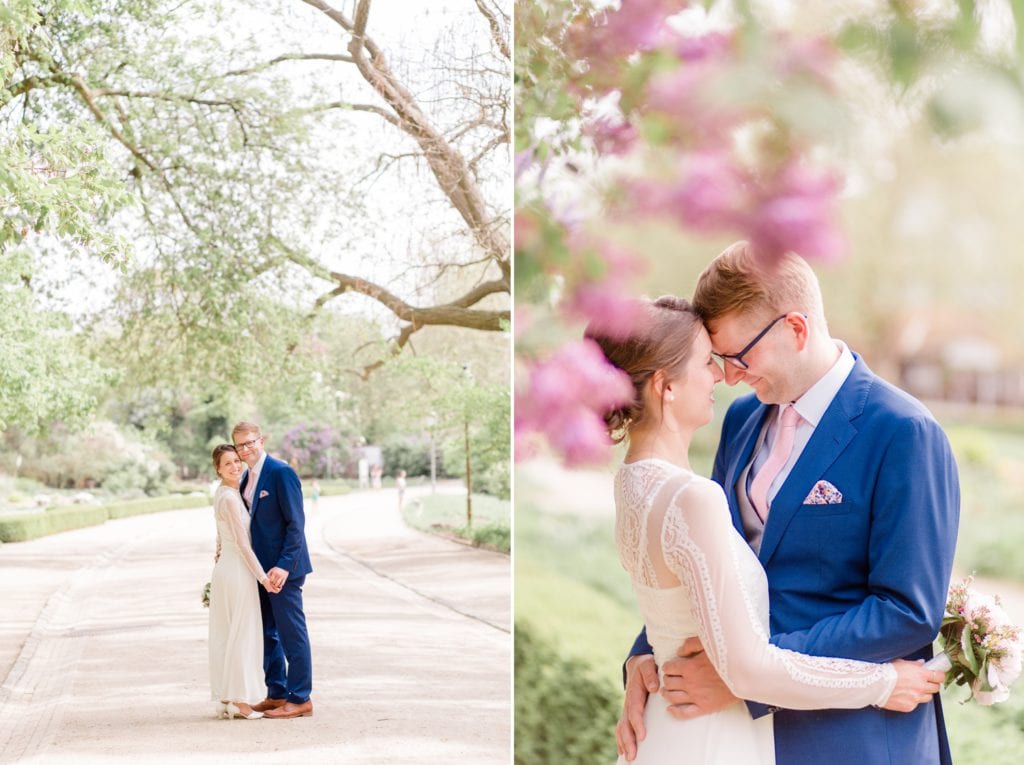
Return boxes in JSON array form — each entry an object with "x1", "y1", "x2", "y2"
[
  {"x1": 233, "y1": 421, "x2": 314, "y2": 719},
  {"x1": 618, "y1": 243, "x2": 959, "y2": 763}
]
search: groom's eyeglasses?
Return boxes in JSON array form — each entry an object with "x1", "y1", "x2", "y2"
[
  {"x1": 234, "y1": 437, "x2": 262, "y2": 452},
  {"x1": 712, "y1": 315, "x2": 788, "y2": 370}
]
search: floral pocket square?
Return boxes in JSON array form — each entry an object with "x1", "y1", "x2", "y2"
[
  {"x1": 259, "y1": 490, "x2": 270, "y2": 499},
  {"x1": 804, "y1": 480, "x2": 843, "y2": 505}
]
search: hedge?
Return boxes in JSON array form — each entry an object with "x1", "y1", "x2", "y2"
[
  {"x1": 514, "y1": 621, "x2": 621, "y2": 765},
  {"x1": 0, "y1": 495, "x2": 211, "y2": 543}
]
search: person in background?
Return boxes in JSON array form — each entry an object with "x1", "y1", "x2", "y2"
[{"x1": 396, "y1": 470, "x2": 407, "y2": 509}]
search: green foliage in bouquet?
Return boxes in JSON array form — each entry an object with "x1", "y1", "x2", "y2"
[
  {"x1": 202, "y1": 582, "x2": 211, "y2": 609},
  {"x1": 934, "y1": 577, "x2": 1023, "y2": 705}
]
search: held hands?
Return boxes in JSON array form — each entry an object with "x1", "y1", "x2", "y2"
[
  {"x1": 616, "y1": 654, "x2": 659, "y2": 762},
  {"x1": 260, "y1": 576, "x2": 282, "y2": 594},
  {"x1": 266, "y1": 567, "x2": 290, "y2": 592},
  {"x1": 881, "y1": 660, "x2": 945, "y2": 713},
  {"x1": 661, "y1": 637, "x2": 739, "y2": 720}
]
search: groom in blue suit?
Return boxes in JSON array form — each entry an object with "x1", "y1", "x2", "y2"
[
  {"x1": 233, "y1": 421, "x2": 314, "y2": 718},
  {"x1": 619, "y1": 243, "x2": 959, "y2": 764}
]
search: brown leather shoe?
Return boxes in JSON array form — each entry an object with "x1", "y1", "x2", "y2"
[
  {"x1": 252, "y1": 698, "x2": 287, "y2": 713},
  {"x1": 263, "y1": 700, "x2": 313, "y2": 719}
]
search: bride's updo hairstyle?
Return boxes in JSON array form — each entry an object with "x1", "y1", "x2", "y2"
[
  {"x1": 211, "y1": 444, "x2": 238, "y2": 476},
  {"x1": 587, "y1": 295, "x2": 703, "y2": 443}
]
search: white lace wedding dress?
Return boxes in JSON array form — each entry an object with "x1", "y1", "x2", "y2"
[
  {"x1": 208, "y1": 484, "x2": 266, "y2": 704},
  {"x1": 614, "y1": 459, "x2": 897, "y2": 765}
]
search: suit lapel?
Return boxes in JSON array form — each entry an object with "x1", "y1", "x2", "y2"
[
  {"x1": 250, "y1": 462, "x2": 267, "y2": 516},
  {"x1": 757, "y1": 357, "x2": 872, "y2": 565},
  {"x1": 725, "y1": 403, "x2": 772, "y2": 535}
]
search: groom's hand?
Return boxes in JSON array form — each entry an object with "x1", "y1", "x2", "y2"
[
  {"x1": 616, "y1": 654, "x2": 659, "y2": 761},
  {"x1": 267, "y1": 567, "x2": 290, "y2": 590},
  {"x1": 662, "y1": 637, "x2": 738, "y2": 719}
]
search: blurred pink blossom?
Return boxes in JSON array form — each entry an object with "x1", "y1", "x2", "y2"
[
  {"x1": 670, "y1": 30, "x2": 733, "y2": 62},
  {"x1": 516, "y1": 339, "x2": 634, "y2": 466},
  {"x1": 603, "y1": 0, "x2": 689, "y2": 53},
  {"x1": 777, "y1": 36, "x2": 837, "y2": 89},
  {"x1": 570, "y1": 0, "x2": 690, "y2": 64},
  {"x1": 515, "y1": 148, "x2": 534, "y2": 182},
  {"x1": 514, "y1": 209, "x2": 540, "y2": 252},
  {"x1": 630, "y1": 151, "x2": 747, "y2": 230},
  {"x1": 586, "y1": 115, "x2": 639, "y2": 156},
  {"x1": 561, "y1": 242, "x2": 647, "y2": 339},
  {"x1": 747, "y1": 162, "x2": 844, "y2": 262}
]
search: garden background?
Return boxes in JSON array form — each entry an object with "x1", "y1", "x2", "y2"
[
  {"x1": 514, "y1": 1, "x2": 1024, "y2": 763},
  {"x1": 1, "y1": 0, "x2": 511, "y2": 547}
]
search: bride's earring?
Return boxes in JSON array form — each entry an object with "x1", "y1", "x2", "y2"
[{"x1": 665, "y1": 391, "x2": 675, "y2": 402}]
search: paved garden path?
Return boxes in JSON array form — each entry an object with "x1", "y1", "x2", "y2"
[{"x1": 0, "y1": 483, "x2": 509, "y2": 764}]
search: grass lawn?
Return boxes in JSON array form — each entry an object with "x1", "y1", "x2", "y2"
[{"x1": 403, "y1": 491, "x2": 510, "y2": 553}]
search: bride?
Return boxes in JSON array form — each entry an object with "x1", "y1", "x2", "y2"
[
  {"x1": 590, "y1": 296, "x2": 943, "y2": 764},
  {"x1": 208, "y1": 444, "x2": 279, "y2": 720}
]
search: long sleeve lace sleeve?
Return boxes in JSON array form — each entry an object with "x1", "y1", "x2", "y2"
[
  {"x1": 655, "y1": 480, "x2": 896, "y2": 710},
  {"x1": 215, "y1": 492, "x2": 267, "y2": 584}
]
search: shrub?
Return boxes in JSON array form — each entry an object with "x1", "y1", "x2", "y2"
[
  {"x1": 462, "y1": 523, "x2": 510, "y2": 553},
  {"x1": 18, "y1": 420, "x2": 174, "y2": 492},
  {"x1": 514, "y1": 622, "x2": 620, "y2": 765},
  {"x1": 0, "y1": 495, "x2": 211, "y2": 542},
  {"x1": 474, "y1": 460, "x2": 510, "y2": 499},
  {"x1": 380, "y1": 434, "x2": 439, "y2": 477},
  {"x1": 279, "y1": 424, "x2": 348, "y2": 478},
  {"x1": 0, "y1": 505, "x2": 109, "y2": 542}
]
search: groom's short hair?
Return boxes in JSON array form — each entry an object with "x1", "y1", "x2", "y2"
[
  {"x1": 692, "y1": 241, "x2": 827, "y2": 327},
  {"x1": 231, "y1": 421, "x2": 262, "y2": 438}
]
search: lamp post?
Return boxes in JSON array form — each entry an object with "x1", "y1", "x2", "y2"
[{"x1": 426, "y1": 411, "x2": 437, "y2": 494}]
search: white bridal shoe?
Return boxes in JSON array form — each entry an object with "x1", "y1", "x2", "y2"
[{"x1": 224, "y1": 702, "x2": 263, "y2": 720}]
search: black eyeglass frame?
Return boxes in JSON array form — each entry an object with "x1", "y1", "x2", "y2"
[{"x1": 712, "y1": 314, "x2": 789, "y2": 370}]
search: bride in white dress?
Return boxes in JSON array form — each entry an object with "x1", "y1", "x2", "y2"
[
  {"x1": 587, "y1": 296, "x2": 942, "y2": 764},
  {"x1": 208, "y1": 444, "x2": 278, "y2": 720}
]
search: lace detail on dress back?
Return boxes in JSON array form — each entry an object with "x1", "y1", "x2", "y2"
[{"x1": 615, "y1": 459, "x2": 694, "y2": 589}]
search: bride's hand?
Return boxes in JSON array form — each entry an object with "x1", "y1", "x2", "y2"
[
  {"x1": 616, "y1": 654, "x2": 659, "y2": 761},
  {"x1": 881, "y1": 659, "x2": 945, "y2": 712}
]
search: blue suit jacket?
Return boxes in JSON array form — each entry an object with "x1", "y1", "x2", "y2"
[
  {"x1": 630, "y1": 355, "x2": 959, "y2": 764},
  {"x1": 241, "y1": 454, "x2": 313, "y2": 578}
]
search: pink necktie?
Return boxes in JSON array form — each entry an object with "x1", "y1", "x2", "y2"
[
  {"x1": 244, "y1": 470, "x2": 258, "y2": 508},
  {"x1": 750, "y1": 404, "x2": 802, "y2": 522}
]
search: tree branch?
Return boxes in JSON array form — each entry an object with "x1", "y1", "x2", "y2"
[
  {"x1": 283, "y1": 100, "x2": 401, "y2": 127},
  {"x1": 473, "y1": 0, "x2": 510, "y2": 60},
  {"x1": 221, "y1": 52, "x2": 355, "y2": 77},
  {"x1": 300, "y1": 0, "x2": 510, "y2": 281}
]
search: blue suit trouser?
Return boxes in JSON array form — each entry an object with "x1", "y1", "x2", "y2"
[{"x1": 258, "y1": 574, "x2": 312, "y2": 703}]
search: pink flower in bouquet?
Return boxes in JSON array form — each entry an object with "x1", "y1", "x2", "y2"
[
  {"x1": 516, "y1": 339, "x2": 634, "y2": 466},
  {"x1": 747, "y1": 162, "x2": 844, "y2": 263},
  {"x1": 928, "y1": 576, "x2": 1024, "y2": 705}
]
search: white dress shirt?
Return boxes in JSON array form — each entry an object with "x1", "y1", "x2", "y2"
[{"x1": 749, "y1": 342, "x2": 855, "y2": 505}]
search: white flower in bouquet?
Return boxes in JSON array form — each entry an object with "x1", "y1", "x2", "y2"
[{"x1": 925, "y1": 576, "x2": 1024, "y2": 705}]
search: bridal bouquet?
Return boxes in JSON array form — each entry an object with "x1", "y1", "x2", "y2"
[
  {"x1": 202, "y1": 581, "x2": 211, "y2": 608},
  {"x1": 924, "y1": 576, "x2": 1024, "y2": 705}
]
